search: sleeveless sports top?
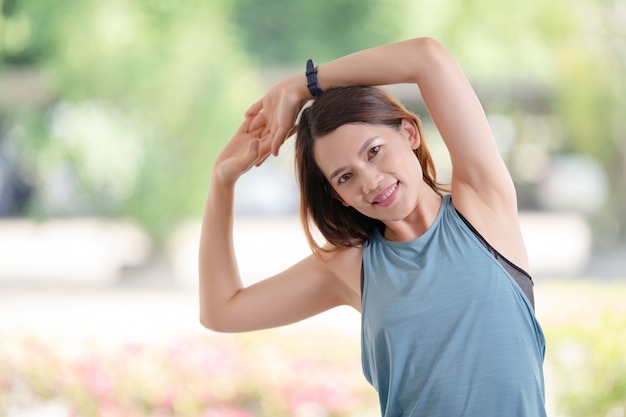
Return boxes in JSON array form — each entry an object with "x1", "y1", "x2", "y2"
[{"x1": 361, "y1": 195, "x2": 547, "y2": 416}]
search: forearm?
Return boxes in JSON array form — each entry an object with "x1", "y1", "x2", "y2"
[
  {"x1": 257, "y1": 37, "x2": 449, "y2": 155},
  {"x1": 315, "y1": 37, "x2": 443, "y2": 92},
  {"x1": 197, "y1": 173, "x2": 346, "y2": 333},
  {"x1": 316, "y1": 36, "x2": 490, "y2": 172},
  {"x1": 198, "y1": 174, "x2": 243, "y2": 329}
]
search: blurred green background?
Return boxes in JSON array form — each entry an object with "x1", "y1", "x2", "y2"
[
  {"x1": 0, "y1": 1, "x2": 625, "y2": 416},
  {"x1": 1, "y1": 0, "x2": 624, "y2": 244}
]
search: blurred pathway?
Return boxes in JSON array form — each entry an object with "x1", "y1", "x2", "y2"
[
  {"x1": 0, "y1": 284, "x2": 361, "y2": 347},
  {"x1": 1, "y1": 214, "x2": 624, "y2": 417}
]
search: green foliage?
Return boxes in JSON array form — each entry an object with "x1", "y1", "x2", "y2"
[
  {"x1": 230, "y1": 0, "x2": 404, "y2": 65},
  {"x1": 0, "y1": 0, "x2": 410, "y2": 242},
  {"x1": 550, "y1": 0, "x2": 626, "y2": 240},
  {"x1": 391, "y1": 0, "x2": 626, "y2": 240},
  {"x1": 391, "y1": 0, "x2": 577, "y2": 82},
  {"x1": 1, "y1": 0, "x2": 260, "y2": 242},
  {"x1": 1, "y1": 0, "x2": 625, "y2": 243},
  {"x1": 546, "y1": 309, "x2": 626, "y2": 416}
]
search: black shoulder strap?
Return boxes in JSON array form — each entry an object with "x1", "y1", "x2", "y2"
[{"x1": 360, "y1": 259, "x2": 364, "y2": 299}]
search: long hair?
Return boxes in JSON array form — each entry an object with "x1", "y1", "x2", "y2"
[{"x1": 295, "y1": 86, "x2": 447, "y2": 255}]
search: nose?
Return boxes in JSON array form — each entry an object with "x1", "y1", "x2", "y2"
[{"x1": 361, "y1": 169, "x2": 383, "y2": 195}]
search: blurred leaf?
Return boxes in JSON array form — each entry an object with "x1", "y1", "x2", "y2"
[
  {"x1": 1, "y1": 0, "x2": 260, "y2": 243},
  {"x1": 1, "y1": 0, "x2": 625, "y2": 244},
  {"x1": 230, "y1": 0, "x2": 405, "y2": 64}
]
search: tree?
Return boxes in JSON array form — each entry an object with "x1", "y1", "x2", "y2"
[
  {"x1": 393, "y1": 0, "x2": 626, "y2": 244},
  {"x1": 0, "y1": 0, "x2": 260, "y2": 242},
  {"x1": 1, "y1": 0, "x2": 624, "y2": 246},
  {"x1": 229, "y1": 0, "x2": 404, "y2": 65}
]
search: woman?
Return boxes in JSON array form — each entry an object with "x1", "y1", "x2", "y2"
[{"x1": 199, "y1": 37, "x2": 547, "y2": 416}]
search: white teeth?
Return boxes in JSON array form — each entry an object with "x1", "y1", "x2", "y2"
[{"x1": 376, "y1": 183, "x2": 397, "y2": 203}]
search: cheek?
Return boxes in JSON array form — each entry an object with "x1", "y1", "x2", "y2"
[
  {"x1": 332, "y1": 186, "x2": 353, "y2": 207},
  {"x1": 400, "y1": 151, "x2": 422, "y2": 173},
  {"x1": 387, "y1": 153, "x2": 423, "y2": 188},
  {"x1": 386, "y1": 148, "x2": 420, "y2": 173}
]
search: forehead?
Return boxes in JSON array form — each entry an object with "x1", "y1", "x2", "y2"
[
  {"x1": 313, "y1": 122, "x2": 371, "y2": 155},
  {"x1": 312, "y1": 123, "x2": 393, "y2": 175}
]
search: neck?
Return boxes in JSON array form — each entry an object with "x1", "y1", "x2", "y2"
[{"x1": 383, "y1": 189, "x2": 443, "y2": 242}]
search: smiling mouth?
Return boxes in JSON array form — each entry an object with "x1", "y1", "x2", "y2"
[{"x1": 373, "y1": 182, "x2": 398, "y2": 204}]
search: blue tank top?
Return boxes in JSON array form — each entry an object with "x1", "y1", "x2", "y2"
[{"x1": 361, "y1": 195, "x2": 547, "y2": 416}]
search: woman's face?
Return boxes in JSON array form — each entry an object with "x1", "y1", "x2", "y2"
[{"x1": 313, "y1": 121, "x2": 424, "y2": 222}]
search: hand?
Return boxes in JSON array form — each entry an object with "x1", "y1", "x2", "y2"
[
  {"x1": 245, "y1": 74, "x2": 309, "y2": 157},
  {"x1": 213, "y1": 116, "x2": 269, "y2": 186}
]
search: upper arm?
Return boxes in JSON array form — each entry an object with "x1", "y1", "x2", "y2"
[
  {"x1": 311, "y1": 36, "x2": 512, "y2": 207},
  {"x1": 200, "y1": 248, "x2": 361, "y2": 333},
  {"x1": 412, "y1": 38, "x2": 516, "y2": 211},
  {"x1": 412, "y1": 39, "x2": 530, "y2": 269}
]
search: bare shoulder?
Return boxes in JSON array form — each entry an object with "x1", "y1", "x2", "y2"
[{"x1": 317, "y1": 245, "x2": 363, "y2": 311}]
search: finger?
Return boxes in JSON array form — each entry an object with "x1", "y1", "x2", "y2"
[
  {"x1": 245, "y1": 99, "x2": 263, "y2": 117},
  {"x1": 270, "y1": 123, "x2": 290, "y2": 156},
  {"x1": 253, "y1": 138, "x2": 275, "y2": 167},
  {"x1": 237, "y1": 115, "x2": 255, "y2": 134},
  {"x1": 273, "y1": 125, "x2": 293, "y2": 154},
  {"x1": 271, "y1": 136, "x2": 287, "y2": 156},
  {"x1": 238, "y1": 139, "x2": 264, "y2": 174},
  {"x1": 255, "y1": 153, "x2": 271, "y2": 167},
  {"x1": 287, "y1": 124, "x2": 299, "y2": 138},
  {"x1": 218, "y1": 138, "x2": 261, "y2": 184},
  {"x1": 249, "y1": 112, "x2": 266, "y2": 133},
  {"x1": 247, "y1": 139, "x2": 262, "y2": 167},
  {"x1": 262, "y1": 124, "x2": 272, "y2": 140},
  {"x1": 248, "y1": 123, "x2": 265, "y2": 138},
  {"x1": 257, "y1": 129, "x2": 273, "y2": 150}
]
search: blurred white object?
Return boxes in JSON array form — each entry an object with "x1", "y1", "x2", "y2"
[
  {"x1": 6, "y1": 401, "x2": 70, "y2": 417},
  {"x1": 0, "y1": 218, "x2": 151, "y2": 284},
  {"x1": 520, "y1": 211, "x2": 592, "y2": 277},
  {"x1": 537, "y1": 154, "x2": 608, "y2": 214},
  {"x1": 170, "y1": 216, "x2": 311, "y2": 287},
  {"x1": 234, "y1": 162, "x2": 299, "y2": 216}
]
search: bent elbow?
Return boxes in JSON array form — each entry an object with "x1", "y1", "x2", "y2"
[
  {"x1": 199, "y1": 311, "x2": 239, "y2": 333},
  {"x1": 413, "y1": 37, "x2": 447, "y2": 61},
  {"x1": 199, "y1": 312, "x2": 225, "y2": 332},
  {"x1": 199, "y1": 313, "x2": 213, "y2": 331},
  {"x1": 412, "y1": 36, "x2": 442, "y2": 50}
]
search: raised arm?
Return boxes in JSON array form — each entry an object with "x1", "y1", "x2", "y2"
[
  {"x1": 198, "y1": 117, "x2": 359, "y2": 333},
  {"x1": 322, "y1": 38, "x2": 514, "y2": 204},
  {"x1": 250, "y1": 37, "x2": 528, "y2": 270},
  {"x1": 252, "y1": 38, "x2": 512, "y2": 205}
]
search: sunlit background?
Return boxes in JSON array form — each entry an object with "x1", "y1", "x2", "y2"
[{"x1": 0, "y1": 0, "x2": 625, "y2": 416}]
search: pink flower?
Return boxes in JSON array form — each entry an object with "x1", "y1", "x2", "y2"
[
  {"x1": 77, "y1": 356, "x2": 116, "y2": 398},
  {"x1": 201, "y1": 405, "x2": 255, "y2": 417}
]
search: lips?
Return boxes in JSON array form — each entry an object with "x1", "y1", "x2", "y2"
[{"x1": 373, "y1": 181, "x2": 398, "y2": 205}]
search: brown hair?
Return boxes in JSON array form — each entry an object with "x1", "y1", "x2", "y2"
[{"x1": 295, "y1": 86, "x2": 447, "y2": 255}]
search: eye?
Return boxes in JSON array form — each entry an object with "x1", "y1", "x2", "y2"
[
  {"x1": 338, "y1": 172, "x2": 352, "y2": 184},
  {"x1": 368, "y1": 145, "x2": 381, "y2": 159}
]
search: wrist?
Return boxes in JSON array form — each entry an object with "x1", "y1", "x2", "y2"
[
  {"x1": 305, "y1": 59, "x2": 323, "y2": 98},
  {"x1": 207, "y1": 173, "x2": 236, "y2": 215},
  {"x1": 283, "y1": 73, "x2": 311, "y2": 104},
  {"x1": 211, "y1": 162, "x2": 239, "y2": 190}
]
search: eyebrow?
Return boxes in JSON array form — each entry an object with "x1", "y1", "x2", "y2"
[{"x1": 328, "y1": 136, "x2": 379, "y2": 181}]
